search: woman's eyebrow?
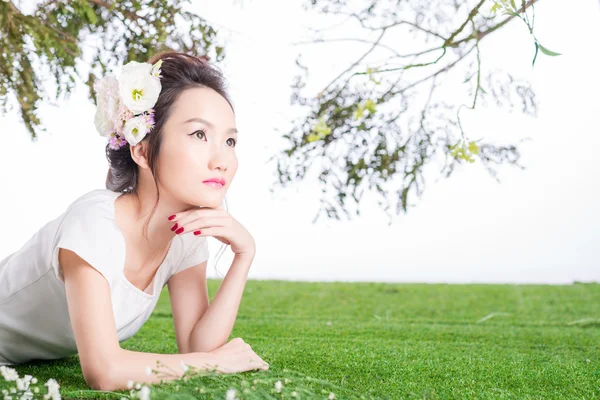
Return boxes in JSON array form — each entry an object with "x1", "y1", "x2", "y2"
[{"x1": 184, "y1": 117, "x2": 238, "y2": 135}]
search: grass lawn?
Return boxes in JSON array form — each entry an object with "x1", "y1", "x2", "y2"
[{"x1": 2, "y1": 281, "x2": 598, "y2": 399}]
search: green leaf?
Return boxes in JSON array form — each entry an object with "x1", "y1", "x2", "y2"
[
  {"x1": 84, "y1": 7, "x2": 98, "y2": 25},
  {"x1": 468, "y1": 141, "x2": 480, "y2": 155},
  {"x1": 313, "y1": 115, "x2": 332, "y2": 138},
  {"x1": 364, "y1": 99, "x2": 376, "y2": 114},
  {"x1": 307, "y1": 133, "x2": 321, "y2": 143},
  {"x1": 538, "y1": 43, "x2": 562, "y2": 56},
  {"x1": 532, "y1": 41, "x2": 539, "y2": 67}
]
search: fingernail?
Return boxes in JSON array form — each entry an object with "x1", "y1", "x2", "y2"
[
  {"x1": 170, "y1": 223, "x2": 178, "y2": 231},
  {"x1": 193, "y1": 230, "x2": 201, "y2": 235},
  {"x1": 175, "y1": 227, "x2": 184, "y2": 234},
  {"x1": 168, "y1": 215, "x2": 176, "y2": 221}
]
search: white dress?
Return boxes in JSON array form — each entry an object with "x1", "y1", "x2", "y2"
[{"x1": 0, "y1": 189, "x2": 209, "y2": 365}]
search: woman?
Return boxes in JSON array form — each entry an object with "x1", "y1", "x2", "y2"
[{"x1": 0, "y1": 51, "x2": 269, "y2": 391}]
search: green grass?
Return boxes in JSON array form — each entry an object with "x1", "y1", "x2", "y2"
[{"x1": 2, "y1": 281, "x2": 599, "y2": 399}]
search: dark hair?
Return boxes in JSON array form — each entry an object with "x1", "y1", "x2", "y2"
[{"x1": 104, "y1": 51, "x2": 234, "y2": 259}]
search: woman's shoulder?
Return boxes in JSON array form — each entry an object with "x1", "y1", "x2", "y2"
[
  {"x1": 56, "y1": 188, "x2": 123, "y2": 241},
  {"x1": 66, "y1": 188, "x2": 121, "y2": 214}
]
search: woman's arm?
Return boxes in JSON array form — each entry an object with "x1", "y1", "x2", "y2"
[
  {"x1": 59, "y1": 248, "x2": 215, "y2": 391},
  {"x1": 187, "y1": 253, "x2": 253, "y2": 353}
]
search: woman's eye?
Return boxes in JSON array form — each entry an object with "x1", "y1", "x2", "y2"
[
  {"x1": 191, "y1": 129, "x2": 236, "y2": 147},
  {"x1": 193, "y1": 129, "x2": 206, "y2": 139}
]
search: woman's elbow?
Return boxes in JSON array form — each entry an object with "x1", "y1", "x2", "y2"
[{"x1": 82, "y1": 358, "x2": 117, "y2": 391}]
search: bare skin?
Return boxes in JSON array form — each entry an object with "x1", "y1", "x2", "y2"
[{"x1": 115, "y1": 86, "x2": 239, "y2": 291}]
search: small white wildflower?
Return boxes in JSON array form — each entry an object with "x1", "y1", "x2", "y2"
[
  {"x1": 329, "y1": 393, "x2": 336, "y2": 399},
  {"x1": 138, "y1": 386, "x2": 151, "y2": 400},
  {"x1": 291, "y1": 392, "x2": 297, "y2": 397},
  {"x1": 127, "y1": 381, "x2": 134, "y2": 389},
  {"x1": 284, "y1": 378, "x2": 290, "y2": 384},
  {"x1": 135, "y1": 383, "x2": 141, "y2": 390},
  {"x1": 44, "y1": 378, "x2": 61, "y2": 400},
  {"x1": 4, "y1": 396, "x2": 12, "y2": 400},
  {"x1": 10, "y1": 389, "x2": 16, "y2": 394},
  {"x1": 33, "y1": 389, "x2": 39, "y2": 394},
  {"x1": 31, "y1": 378, "x2": 37, "y2": 385},
  {"x1": 151, "y1": 60, "x2": 163, "y2": 79},
  {"x1": 275, "y1": 380, "x2": 283, "y2": 393},
  {"x1": 1, "y1": 390, "x2": 6, "y2": 395},
  {"x1": 225, "y1": 388, "x2": 237, "y2": 400},
  {"x1": 180, "y1": 360, "x2": 189, "y2": 373},
  {"x1": 19, "y1": 390, "x2": 34, "y2": 400},
  {"x1": 145, "y1": 366, "x2": 153, "y2": 376},
  {"x1": 1, "y1": 366, "x2": 18, "y2": 381}
]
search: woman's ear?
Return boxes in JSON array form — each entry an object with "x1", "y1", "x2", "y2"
[{"x1": 130, "y1": 141, "x2": 150, "y2": 169}]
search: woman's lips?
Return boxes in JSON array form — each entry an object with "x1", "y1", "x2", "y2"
[{"x1": 203, "y1": 181, "x2": 224, "y2": 188}]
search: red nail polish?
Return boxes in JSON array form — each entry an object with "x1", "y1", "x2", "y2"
[
  {"x1": 170, "y1": 223, "x2": 178, "y2": 231},
  {"x1": 168, "y1": 215, "x2": 176, "y2": 221},
  {"x1": 175, "y1": 227, "x2": 184, "y2": 234},
  {"x1": 193, "y1": 230, "x2": 201, "y2": 235}
]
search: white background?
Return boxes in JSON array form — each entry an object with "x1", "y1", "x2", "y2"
[{"x1": 0, "y1": 0, "x2": 598, "y2": 283}]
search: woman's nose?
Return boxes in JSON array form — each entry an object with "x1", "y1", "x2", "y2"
[{"x1": 208, "y1": 149, "x2": 228, "y2": 171}]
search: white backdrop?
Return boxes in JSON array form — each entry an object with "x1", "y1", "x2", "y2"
[{"x1": 1, "y1": 0, "x2": 598, "y2": 283}]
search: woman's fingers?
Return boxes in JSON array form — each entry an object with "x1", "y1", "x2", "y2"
[{"x1": 169, "y1": 216, "x2": 228, "y2": 235}]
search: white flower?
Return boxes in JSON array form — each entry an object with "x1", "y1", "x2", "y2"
[
  {"x1": 328, "y1": 393, "x2": 336, "y2": 399},
  {"x1": 180, "y1": 360, "x2": 189, "y2": 373},
  {"x1": 16, "y1": 378, "x2": 29, "y2": 391},
  {"x1": 44, "y1": 378, "x2": 61, "y2": 400},
  {"x1": 135, "y1": 383, "x2": 141, "y2": 390},
  {"x1": 119, "y1": 61, "x2": 161, "y2": 114},
  {"x1": 93, "y1": 75, "x2": 121, "y2": 137},
  {"x1": 122, "y1": 114, "x2": 150, "y2": 146},
  {"x1": 291, "y1": 392, "x2": 297, "y2": 397},
  {"x1": 225, "y1": 388, "x2": 237, "y2": 400},
  {"x1": 1, "y1": 366, "x2": 18, "y2": 381},
  {"x1": 127, "y1": 381, "x2": 134, "y2": 389},
  {"x1": 19, "y1": 390, "x2": 34, "y2": 400},
  {"x1": 275, "y1": 380, "x2": 282, "y2": 393},
  {"x1": 138, "y1": 386, "x2": 151, "y2": 400},
  {"x1": 151, "y1": 59, "x2": 163, "y2": 78},
  {"x1": 145, "y1": 366, "x2": 153, "y2": 376}
]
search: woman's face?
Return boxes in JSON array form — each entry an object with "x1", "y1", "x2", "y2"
[{"x1": 158, "y1": 86, "x2": 238, "y2": 209}]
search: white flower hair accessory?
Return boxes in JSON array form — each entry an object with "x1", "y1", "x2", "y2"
[{"x1": 93, "y1": 59, "x2": 163, "y2": 149}]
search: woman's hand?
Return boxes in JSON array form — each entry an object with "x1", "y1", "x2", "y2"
[
  {"x1": 167, "y1": 206, "x2": 256, "y2": 258},
  {"x1": 196, "y1": 337, "x2": 269, "y2": 374}
]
